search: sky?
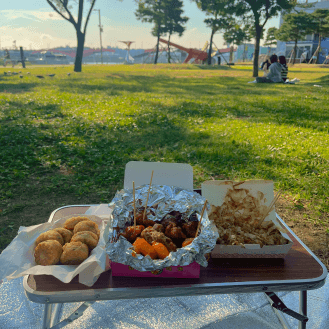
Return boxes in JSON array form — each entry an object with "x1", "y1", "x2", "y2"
[{"x1": 0, "y1": 0, "x2": 304, "y2": 51}]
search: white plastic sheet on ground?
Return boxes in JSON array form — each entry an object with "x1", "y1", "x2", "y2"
[{"x1": 0, "y1": 275, "x2": 327, "y2": 329}]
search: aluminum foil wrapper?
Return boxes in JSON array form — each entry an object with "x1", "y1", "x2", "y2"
[{"x1": 106, "y1": 184, "x2": 219, "y2": 271}]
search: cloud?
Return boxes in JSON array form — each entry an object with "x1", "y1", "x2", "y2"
[{"x1": 0, "y1": 10, "x2": 64, "y2": 22}]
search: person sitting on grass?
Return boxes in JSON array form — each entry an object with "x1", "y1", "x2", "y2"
[
  {"x1": 256, "y1": 54, "x2": 282, "y2": 83},
  {"x1": 279, "y1": 56, "x2": 288, "y2": 82},
  {"x1": 260, "y1": 56, "x2": 271, "y2": 77}
]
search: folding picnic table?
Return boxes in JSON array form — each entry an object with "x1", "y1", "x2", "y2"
[
  {"x1": 22, "y1": 162, "x2": 328, "y2": 329},
  {"x1": 23, "y1": 204, "x2": 327, "y2": 329}
]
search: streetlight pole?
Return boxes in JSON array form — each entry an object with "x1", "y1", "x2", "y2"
[{"x1": 94, "y1": 9, "x2": 103, "y2": 64}]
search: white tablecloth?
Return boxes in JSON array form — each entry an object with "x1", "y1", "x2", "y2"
[{"x1": 0, "y1": 275, "x2": 327, "y2": 329}]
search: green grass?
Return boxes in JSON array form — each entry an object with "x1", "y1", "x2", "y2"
[{"x1": 0, "y1": 63, "x2": 328, "y2": 252}]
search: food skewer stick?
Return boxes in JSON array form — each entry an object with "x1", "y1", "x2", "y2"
[
  {"x1": 232, "y1": 181, "x2": 245, "y2": 188},
  {"x1": 142, "y1": 170, "x2": 154, "y2": 222},
  {"x1": 133, "y1": 181, "x2": 136, "y2": 229},
  {"x1": 195, "y1": 199, "x2": 208, "y2": 238},
  {"x1": 257, "y1": 190, "x2": 282, "y2": 228}
]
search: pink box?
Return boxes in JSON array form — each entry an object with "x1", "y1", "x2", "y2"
[{"x1": 110, "y1": 260, "x2": 200, "y2": 278}]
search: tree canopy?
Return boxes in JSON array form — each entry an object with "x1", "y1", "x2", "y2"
[
  {"x1": 162, "y1": 0, "x2": 188, "y2": 63},
  {"x1": 275, "y1": 11, "x2": 312, "y2": 64},
  {"x1": 308, "y1": 9, "x2": 329, "y2": 63},
  {"x1": 233, "y1": 0, "x2": 296, "y2": 77},
  {"x1": 46, "y1": 0, "x2": 97, "y2": 72},
  {"x1": 194, "y1": 0, "x2": 235, "y2": 65},
  {"x1": 264, "y1": 27, "x2": 278, "y2": 48}
]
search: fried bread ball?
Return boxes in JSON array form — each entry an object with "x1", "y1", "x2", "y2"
[
  {"x1": 63, "y1": 216, "x2": 91, "y2": 230},
  {"x1": 53, "y1": 227, "x2": 73, "y2": 244},
  {"x1": 60, "y1": 241, "x2": 89, "y2": 265},
  {"x1": 71, "y1": 231, "x2": 99, "y2": 250},
  {"x1": 73, "y1": 220, "x2": 100, "y2": 238},
  {"x1": 34, "y1": 240, "x2": 63, "y2": 266},
  {"x1": 35, "y1": 230, "x2": 64, "y2": 246}
]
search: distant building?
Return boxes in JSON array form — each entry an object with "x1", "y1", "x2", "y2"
[
  {"x1": 277, "y1": 0, "x2": 329, "y2": 63},
  {"x1": 235, "y1": 44, "x2": 276, "y2": 62}
]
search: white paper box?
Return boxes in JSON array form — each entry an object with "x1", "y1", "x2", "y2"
[{"x1": 202, "y1": 180, "x2": 293, "y2": 258}]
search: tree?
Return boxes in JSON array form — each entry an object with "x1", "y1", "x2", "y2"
[
  {"x1": 234, "y1": 0, "x2": 296, "y2": 77},
  {"x1": 275, "y1": 12, "x2": 312, "y2": 64},
  {"x1": 223, "y1": 24, "x2": 249, "y2": 62},
  {"x1": 162, "y1": 0, "x2": 188, "y2": 63},
  {"x1": 308, "y1": 9, "x2": 329, "y2": 63},
  {"x1": 264, "y1": 27, "x2": 278, "y2": 49},
  {"x1": 135, "y1": 0, "x2": 166, "y2": 64},
  {"x1": 46, "y1": 0, "x2": 97, "y2": 72},
  {"x1": 194, "y1": 0, "x2": 235, "y2": 65}
]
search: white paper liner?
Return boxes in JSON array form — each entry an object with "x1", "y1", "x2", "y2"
[{"x1": 0, "y1": 214, "x2": 110, "y2": 287}]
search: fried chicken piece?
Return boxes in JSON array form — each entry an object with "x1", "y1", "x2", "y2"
[
  {"x1": 63, "y1": 216, "x2": 91, "y2": 230},
  {"x1": 53, "y1": 227, "x2": 73, "y2": 244},
  {"x1": 152, "y1": 242, "x2": 169, "y2": 259},
  {"x1": 182, "y1": 221, "x2": 198, "y2": 238},
  {"x1": 165, "y1": 222, "x2": 186, "y2": 240},
  {"x1": 133, "y1": 238, "x2": 157, "y2": 259},
  {"x1": 120, "y1": 225, "x2": 145, "y2": 243},
  {"x1": 182, "y1": 238, "x2": 194, "y2": 247},
  {"x1": 60, "y1": 241, "x2": 89, "y2": 265},
  {"x1": 34, "y1": 240, "x2": 63, "y2": 266},
  {"x1": 35, "y1": 230, "x2": 64, "y2": 246},
  {"x1": 71, "y1": 231, "x2": 99, "y2": 250},
  {"x1": 73, "y1": 220, "x2": 100, "y2": 238},
  {"x1": 141, "y1": 226, "x2": 177, "y2": 252},
  {"x1": 134, "y1": 212, "x2": 156, "y2": 227},
  {"x1": 153, "y1": 224, "x2": 164, "y2": 232},
  {"x1": 140, "y1": 226, "x2": 155, "y2": 245},
  {"x1": 161, "y1": 215, "x2": 178, "y2": 228}
]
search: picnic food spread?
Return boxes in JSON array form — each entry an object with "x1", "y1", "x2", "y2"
[{"x1": 34, "y1": 216, "x2": 100, "y2": 266}]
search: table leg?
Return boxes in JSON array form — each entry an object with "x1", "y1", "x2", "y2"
[
  {"x1": 50, "y1": 303, "x2": 63, "y2": 327},
  {"x1": 299, "y1": 291, "x2": 307, "y2": 329},
  {"x1": 265, "y1": 293, "x2": 291, "y2": 329},
  {"x1": 42, "y1": 303, "x2": 53, "y2": 329}
]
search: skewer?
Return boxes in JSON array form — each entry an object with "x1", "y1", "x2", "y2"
[
  {"x1": 257, "y1": 190, "x2": 282, "y2": 228},
  {"x1": 133, "y1": 181, "x2": 136, "y2": 229},
  {"x1": 232, "y1": 181, "x2": 245, "y2": 188},
  {"x1": 195, "y1": 199, "x2": 208, "y2": 238},
  {"x1": 142, "y1": 170, "x2": 154, "y2": 221}
]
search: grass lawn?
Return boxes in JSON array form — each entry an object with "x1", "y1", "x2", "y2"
[{"x1": 0, "y1": 63, "x2": 328, "y2": 268}]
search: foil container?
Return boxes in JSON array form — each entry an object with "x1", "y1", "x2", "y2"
[{"x1": 106, "y1": 184, "x2": 219, "y2": 272}]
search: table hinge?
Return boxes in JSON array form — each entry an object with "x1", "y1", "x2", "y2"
[{"x1": 265, "y1": 292, "x2": 308, "y2": 324}]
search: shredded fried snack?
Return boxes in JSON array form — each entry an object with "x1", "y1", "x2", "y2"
[{"x1": 209, "y1": 182, "x2": 289, "y2": 247}]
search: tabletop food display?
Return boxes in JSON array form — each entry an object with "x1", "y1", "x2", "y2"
[{"x1": 0, "y1": 167, "x2": 292, "y2": 284}]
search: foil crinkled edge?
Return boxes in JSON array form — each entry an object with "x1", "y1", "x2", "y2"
[{"x1": 105, "y1": 184, "x2": 219, "y2": 271}]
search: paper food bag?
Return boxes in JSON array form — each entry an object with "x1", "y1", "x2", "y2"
[{"x1": 0, "y1": 213, "x2": 111, "y2": 287}]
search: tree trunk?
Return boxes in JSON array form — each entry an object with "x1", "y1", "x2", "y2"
[
  {"x1": 293, "y1": 39, "x2": 298, "y2": 65},
  {"x1": 316, "y1": 34, "x2": 322, "y2": 63},
  {"x1": 253, "y1": 24, "x2": 262, "y2": 77},
  {"x1": 154, "y1": 32, "x2": 160, "y2": 64},
  {"x1": 74, "y1": 31, "x2": 85, "y2": 72},
  {"x1": 208, "y1": 30, "x2": 214, "y2": 65},
  {"x1": 229, "y1": 45, "x2": 234, "y2": 62},
  {"x1": 168, "y1": 34, "x2": 171, "y2": 64}
]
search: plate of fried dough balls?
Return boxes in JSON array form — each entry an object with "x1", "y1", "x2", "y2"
[{"x1": 34, "y1": 216, "x2": 101, "y2": 266}]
